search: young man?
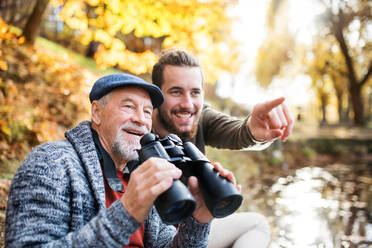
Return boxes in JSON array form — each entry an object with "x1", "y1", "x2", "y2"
[
  {"x1": 6, "y1": 73, "x2": 232, "y2": 247},
  {"x1": 151, "y1": 49, "x2": 294, "y2": 248}
]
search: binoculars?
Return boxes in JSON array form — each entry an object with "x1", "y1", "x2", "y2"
[{"x1": 136, "y1": 133, "x2": 242, "y2": 225}]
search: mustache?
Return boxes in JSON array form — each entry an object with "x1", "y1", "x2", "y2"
[{"x1": 119, "y1": 122, "x2": 149, "y2": 134}]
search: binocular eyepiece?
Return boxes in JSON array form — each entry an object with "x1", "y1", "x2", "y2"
[{"x1": 137, "y1": 133, "x2": 242, "y2": 225}]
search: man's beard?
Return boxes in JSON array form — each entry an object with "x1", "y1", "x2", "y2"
[
  {"x1": 111, "y1": 123, "x2": 149, "y2": 161},
  {"x1": 157, "y1": 107, "x2": 199, "y2": 141}
]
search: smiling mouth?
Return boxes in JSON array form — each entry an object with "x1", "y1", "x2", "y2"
[
  {"x1": 174, "y1": 112, "x2": 193, "y2": 119},
  {"x1": 124, "y1": 130, "x2": 145, "y2": 137}
]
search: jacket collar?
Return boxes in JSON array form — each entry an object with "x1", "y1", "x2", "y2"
[{"x1": 64, "y1": 121, "x2": 106, "y2": 210}]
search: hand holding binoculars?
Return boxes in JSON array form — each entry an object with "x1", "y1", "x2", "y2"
[{"x1": 136, "y1": 133, "x2": 242, "y2": 225}]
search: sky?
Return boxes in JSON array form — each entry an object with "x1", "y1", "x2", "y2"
[{"x1": 217, "y1": 0, "x2": 324, "y2": 108}]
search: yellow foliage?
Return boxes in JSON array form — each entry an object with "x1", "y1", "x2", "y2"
[
  {"x1": 95, "y1": 45, "x2": 157, "y2": 74},
  {"x1": 17, "y1": 36, "x2": 25, "y2": 45},
  {"x1": 0, "y1": 18, "x2": 93, "y2": 163},
  {"x1": 111, "y1": 38, "x2": 125, "y2": 50},
  {"x1": 0, "y1": 120, "x2": 11, "y2": 137},
  {"x1": 56, "y1": 0, "x2": 240, "y2": 83},
  {"x1": 79, "y1": 30, "x2": 93, "y2": 45},
  {"x1": 86, "y1": 0, "x2": 100, "y2": 6},
  {"x1": 58, "y1": 0, "x2": 88, "y2": 30},
  {"x1": 95, "y1": 6, "x2": 104, "y2": 16},
  {"x1": 50, "y1": 0, "x2": 65, "y2": 8},
  {"x1": 0, "y1": 60, "x2": 7, "y2": 71},
  {"x1": 0, "y1": 17, "x2": 17, "y2": 42},
  {"x1": 94, "y1": 29, "x2": 112, "y2": 47}
]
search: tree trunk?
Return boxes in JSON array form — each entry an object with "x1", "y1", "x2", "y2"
[
  {"x1": 368, "y1": 92, "x2": 372, "y2": 122},
  {"x1": 345, "y1": 95, "x2": 351, "y2": 123},
  {"x1": 349, "y1": 84, "x2": 364, "y2": 126},
  {"x1": 1, "y1": 0, "x2": 12, "y2": 23},
  {"x1": 320, "y1": 96, "x2": 328, "y2": 125},
  {"x1": 335, "y1": 90, "x2": 343, "y2": 123},
  {"x1": 22, "y1": 0, "x2": 49, "y2": 45},
  {"x1": 332, "y1": 10, "x2": 370, "y2": 126}
]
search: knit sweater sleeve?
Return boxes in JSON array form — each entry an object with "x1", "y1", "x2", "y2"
[{"x1": 5, "y1": 142, "x2": 141, "y2": 248}]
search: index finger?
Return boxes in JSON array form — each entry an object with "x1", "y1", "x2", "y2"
[{"x1": 258, "y1": 97, "x2": 286, "y2": 113}]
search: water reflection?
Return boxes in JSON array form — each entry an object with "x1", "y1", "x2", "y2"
[{"x1": 243, "y1": 164, "x2": 372, "y2": 248}]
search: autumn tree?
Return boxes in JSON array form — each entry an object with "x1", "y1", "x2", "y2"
[
  {"x1": 0, "y1": 0, "x2": 37, "y2": 27},
  {"x1": 317, "y1": 0, "x2": 372, "y2": 125},
  {"x1": 259, "y1": 0, "x2": 371, "y2": 125},
  {"x1": 255, "y1": 0, "x2": 295, "y2": 88},
  {"x1": 50, "y1": 0, "x2": 242, "y2": 82},
  {"x1": 306, "y1": 36, "x2": 350, "y2": 123},
  {"x1": 22, "y1": 0, "x2": 50, "y2": 44}
]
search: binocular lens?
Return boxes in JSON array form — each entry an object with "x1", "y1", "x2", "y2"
[
  {"x1": 215, "y1": 198, "x2": 232, "y2": 209},
  {"x1": 213, "y1": 195, "x2": 242, "y2": 218},
  {"x1": 166, "y1": 201, "x2": 186, "y2": 214},
  {"x1": 162, "y1": 200, "x2": 196, "y2": 224}
]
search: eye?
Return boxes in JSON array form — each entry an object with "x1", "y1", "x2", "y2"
[
  {"x1": 144, "y1": 109, "x2": 153, "y2": 118},
  {"x1": 123, "y1": 104, "x2": 135, "y2": 111},
  {"x1": 169, "y1": 90, "x2": 181, "y2": 96},
  {"x1": 191, "y1": 90, "x2": 201, "y2": 97}
]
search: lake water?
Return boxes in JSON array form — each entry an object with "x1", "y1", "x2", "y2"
[{"x1": 241, "y1": 163, "x2": 372, "y2": 248}]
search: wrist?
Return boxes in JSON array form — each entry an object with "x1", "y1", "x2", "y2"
[
  {"x1": 121, "y1": 197, "x2": 144, "y2": 223},
  {"x1": 246, "y1": 116, "x2": 265, "y2": 143}
]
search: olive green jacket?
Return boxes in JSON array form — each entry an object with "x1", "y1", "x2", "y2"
[{"x1": 191, "y1": 105, "x2": 269, "y2": 154}]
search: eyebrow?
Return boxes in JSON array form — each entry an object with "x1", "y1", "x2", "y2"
[
  {"x1": 120, "y1": 98, "x2": 153, "y2": 110},
  {"x1": 168, "y1": 86, "x2": 183, "y2": 91},
  {"x1": 168, "y1": 86, "x2": 201, "y2": 91}
]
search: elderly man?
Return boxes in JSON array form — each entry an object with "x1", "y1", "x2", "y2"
[
  {"x1": 5, "y1": 73, "x2": 229, "y2": 247},
  {"x1": 151, "y1": 49, "x2": 294, "y2": 248}
]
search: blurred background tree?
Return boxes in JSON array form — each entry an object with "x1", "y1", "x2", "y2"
[
  {"x1": 23, "y1": 0, "x2": 50, "y2": 44},
  {"x1": 256, "y1": 0, "x2": 371, "y2": 126}
]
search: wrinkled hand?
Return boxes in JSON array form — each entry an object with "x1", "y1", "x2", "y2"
[
  {"x1": 121, "y1": 157, "x2": 182, "y2": 222},
  {"x1": 190, "y1": 162, "x2": 240, "y2": 223},
  {"x1": 248, "y1": 97, "x2": 294, "y2": 142}
]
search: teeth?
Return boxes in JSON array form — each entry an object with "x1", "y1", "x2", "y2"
[{"x1": 176, "y1": 113, "x2": 192, "y2": 118}]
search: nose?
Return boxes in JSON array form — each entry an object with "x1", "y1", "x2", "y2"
[
  {"x1": 179, "y1": 93, "x2": 193, "y2": 109},
  {"x1": 131, "y1": 109, "x2": 147, "y2": 126}
]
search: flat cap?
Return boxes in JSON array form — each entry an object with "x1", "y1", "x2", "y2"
[{"x1": 89, "y1": 73, "x2": 164, "y2": 108}]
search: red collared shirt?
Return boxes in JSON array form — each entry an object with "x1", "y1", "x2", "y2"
[{"x1": 103, "y1": 169, "x2": 145, "y2": 248}]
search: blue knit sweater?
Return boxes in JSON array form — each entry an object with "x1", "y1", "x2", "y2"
[{"x1": 5, "y1": 121, "x2": 210, "y2": 247}]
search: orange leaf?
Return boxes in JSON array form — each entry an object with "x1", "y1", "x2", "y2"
[{"x1": 0, "y1": 60, "x2": 8, "y2": 71}]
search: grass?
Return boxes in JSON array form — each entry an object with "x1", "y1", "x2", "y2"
[
  {"x1": 36, "y1": 38, "x2": 121, "y2": 76},
  {"x1": 10, "y1": 25, "x2": 120, "y2": 76}
]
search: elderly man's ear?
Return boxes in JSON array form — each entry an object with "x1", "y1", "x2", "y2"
[{"x1": 91, "y1": 101, "x2": 102, "y2": 125}]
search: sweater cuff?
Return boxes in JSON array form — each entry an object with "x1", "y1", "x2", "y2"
[
  {"x1": 106, "y1": 200, "x2": 141, "y2": 239},
  {"x1": 179, "y1": 216, "x2": 211, "y2": 243}
]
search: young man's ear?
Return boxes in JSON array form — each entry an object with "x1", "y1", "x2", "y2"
[{"x1": 91, "y1": 101, "x2": 102, "y2": 125}]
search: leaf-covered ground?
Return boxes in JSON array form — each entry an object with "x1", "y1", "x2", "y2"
[
  {"x1": 0, "y1": 18, "x2": 98, "y2": 176},
  {"x1": 0, "y1": 179, "x2": 10, "y2": 248}
]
